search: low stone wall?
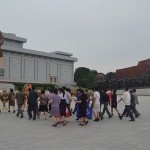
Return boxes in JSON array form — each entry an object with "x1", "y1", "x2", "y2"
[
  {"x1": 117, "y1": 88, "x2": 150, "y2": 96},
  {"x1": 0, "y1": 83, "x2": 15, "y2": 92}
]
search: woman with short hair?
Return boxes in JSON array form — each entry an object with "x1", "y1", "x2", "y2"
[
  {"x1": 51, "y1": 89, "x2": 60, "y2": 127},
  {"x1": 111, "y1": 90, "x2": 120, "y2": 117},
  {"x1": 76, "y1": 89, "x2": 88, "y2": 126}
]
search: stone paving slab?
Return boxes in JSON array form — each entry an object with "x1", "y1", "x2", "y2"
[{"x1": 0, "y1": 96, "x2": 150, "y2": 150}]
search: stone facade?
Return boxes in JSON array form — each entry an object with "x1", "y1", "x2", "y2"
[{"x1": 0, "y1": 32, "x2": 77, "y2": 85}]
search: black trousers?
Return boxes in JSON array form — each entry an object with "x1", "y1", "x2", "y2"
[
  {"x1": 130, "y1": 104, "x2": 139, "y2": 117},
  {"x1": 17, "y1": 104, "x2": 23, "y2": 117},
  {"x1": 73, "y1": 103, "x2": 77, "y2": 113},
  {"x1": 121, "y1": 105, "x2": 135, "y2": 120},
  {"x1": 28, "y1": 104, "x2": 37, "y2": 119},
  {"x1": 66, "y1": 103, "x2": 72, "y2": 116},
  {"x1": 100, "y1": 100, "x2": 103, "y2": 112},
  {"x1": 135, "y1": 104, "x2": 140, "y2": 115},
  {"x1": 103, "y1": 102, "x2": 111, "y2": 117}
]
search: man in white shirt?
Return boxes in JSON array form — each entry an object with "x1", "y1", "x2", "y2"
[{"x1": 118, "y1": 87, "x2": 135, "y2": 121}]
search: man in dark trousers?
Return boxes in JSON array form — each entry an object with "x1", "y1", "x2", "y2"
[
  {"x1": 28, "y1": 87, "x2": 38, "y2": 120},
  {"x1": 102, "y1": 90, "x2": 112, "y2": 118},
  {"x1": 133, "y1": 89, "x2": 141, "y2": 116},
  {"x1": 16, "y1": 87, "x2": 25, "y2": 118},
  {"x1": 118, "y1": 87, "x2": 135, "y2": 121},
  {"x1": 129, "y1": 90, "x2": 139, "y2": 118}
]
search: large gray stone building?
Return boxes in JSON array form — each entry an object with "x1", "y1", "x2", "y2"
[{"x1": 0, "y1": 32, "x2": 77, "y2": 86}]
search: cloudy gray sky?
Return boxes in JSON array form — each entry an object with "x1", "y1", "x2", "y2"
[{"x1": 1, "y1": 0, "x2": 150, "y2": 74}]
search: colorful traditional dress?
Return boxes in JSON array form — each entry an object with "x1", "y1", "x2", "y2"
[{"x1": 39, "y1": 95, "x2": 49, "y2": 112}]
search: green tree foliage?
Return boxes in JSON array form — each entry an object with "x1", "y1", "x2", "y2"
[
  {"x1": 106, "y1": 72, "x2": 116, "y2": 80},
  {"x1": 74, "y1": 67, "x2": 98, "y2": 89}
]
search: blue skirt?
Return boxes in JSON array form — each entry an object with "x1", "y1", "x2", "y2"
[{"x1": 59, "y1": 99, "x2": 66, "y2": 116}]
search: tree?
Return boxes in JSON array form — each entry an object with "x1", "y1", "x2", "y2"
[
  {"x1": 106, "y1": 72, "x2": 116, "y2": 80},
  {"x1": 74, "y1": 67, "x2": 98, "y2": 89}
]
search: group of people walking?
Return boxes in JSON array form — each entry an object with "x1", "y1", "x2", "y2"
[{"x1": 0, "y1": 86, "x2": 141, "y2": 127}]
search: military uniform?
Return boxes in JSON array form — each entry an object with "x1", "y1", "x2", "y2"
[{"x1": 16, "y1": 91, "x2": 25, "y2": 117}]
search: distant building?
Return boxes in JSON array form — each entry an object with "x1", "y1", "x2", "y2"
[
  {"x1": 0, "y1": 32, "x2": 78, "y2": 85},
  {"x1": 116, "y1": 59, "x2": 150, "y2": 78}
]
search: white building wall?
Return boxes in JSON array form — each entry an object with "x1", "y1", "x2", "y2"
[
  {"x1": 24, "y1": 58, "x2": 35, "y2": 81},
  {"x1": 37, "y1": 60, "x2": 47, "y2": 82},
  {"x1": 2, "y1": 53, "x2": 75, "y2": 85}
]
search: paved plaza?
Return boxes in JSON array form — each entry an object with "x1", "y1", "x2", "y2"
[{"x1": 0, "y1": 96, "x2": 150, "y2": 150}]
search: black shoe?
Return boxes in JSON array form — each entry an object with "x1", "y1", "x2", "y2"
[
  {"x1": 94, "y1": 118, "x2": 99, "y2": 122},
  {"x1": 125, "y1": 115, "x2": 128, "y2": 117},
  {"x1": 85, "y1": 121, "x2": 89, "y2": 125},
  {"x1": 16, "y1": 114, "x2": 19, "y2": 117},
  {"x1": 13, "y1": 110, "x2": 15, "y2": 113},
  {"x1": 129, "y1": 119, "x2": 135, "y2": 121},
  {"x1": 79, "y1": 124, "x2": 84, "y2": 126},
  {"x1": 21, "y1": 116, "x2": 23, "y2": 118},
  {"x1": 76, "y1": 119, "x2": 79, "y2": 120},
  {"x1": 109, "y1": 115, "x2": 112, "y2": 118},
  {"x1": 119, "y1": 116, "x2": 122, "y2": 120},
  {"x1": 33, "y1": 118, "x2": 36, "y2": 120},
  {"x1": 29, "y1": 117, "x2": 32, "y2": 120},
  {"x1": 8, "y1": 110, "x2": 10, "y2": 112},
  {"x1": 52, "y1": 124, "x2": 57, "y2": 127}
]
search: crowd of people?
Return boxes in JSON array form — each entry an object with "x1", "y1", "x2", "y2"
[{"x1": 0, "y1": 86, "x2": 141, "y2": 127}]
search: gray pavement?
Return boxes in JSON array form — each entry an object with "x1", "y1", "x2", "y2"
[{"x1": 0, "y1": 96, "x2": 150, "y2": 150}]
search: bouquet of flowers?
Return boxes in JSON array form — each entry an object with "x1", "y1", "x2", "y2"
[
  {"x1": 24, "y1": 90, "x2": 29, "y2": 99},
  {"x1": 0, "y1": 90, "x2": 8, "y2": 102},
  {"x1": 23, "y1": 89, "x2": 29, "y2": 109},
  {"x1": 23, "y1": 84, "x2": 32, "y2": 103},
  {"x1": 0, "y1": 90, "x2": 8, "y2": 110},
  {"x1": 24, "y1": 84, "x2": 32, "y2": 91}
]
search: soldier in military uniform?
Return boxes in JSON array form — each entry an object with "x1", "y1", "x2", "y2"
[{"x1": 16, "y1": 87, "x2": 25, "y2": 118}]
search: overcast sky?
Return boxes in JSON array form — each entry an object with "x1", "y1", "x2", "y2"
[{"x1": 1, "y1": 0, "x2": 150, "y2": 74}]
